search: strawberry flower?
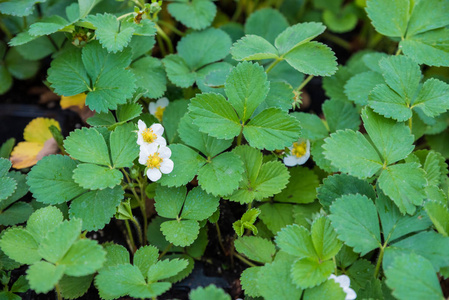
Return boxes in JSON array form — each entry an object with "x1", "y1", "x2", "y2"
[
  {"x1": 149, "y1": 97, "x2": 169, "y2": 122},
  {"x1": 137, "y1": 120, "x2": 166, "y2": 147},
  {"x1": 283, "y1": 139, "x2": 310, "y2": 166},
  {"x1": 328, "y1": 274, "x2": 357, "y2": 300},
  {"x1": 138, "y1": 143, "x2": 174, "y2": 182}
]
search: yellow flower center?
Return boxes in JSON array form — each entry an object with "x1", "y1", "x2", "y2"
[
  {"x1": 155, "y1": 106, "x2": 166, "y2": 121},
  {"x1": 292, "y1": 141, "x2": 307, "y2": 158},
  {"x1": 142, "y1": 128, "x2": 157, "y2": 143},
  {"x1": 146, "y1": 152, "x2": 163, "y2": 169}
]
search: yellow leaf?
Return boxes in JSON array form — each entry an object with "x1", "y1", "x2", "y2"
[
  {"x1": 10, "y1": 142, "x2": 42, "y2": 169},
  {"x1": 23, "y1": 118, "x2": 60, "y2": 143},
  {"x1": 60, "y1": 93, "x2": 86, "y2": 109}
]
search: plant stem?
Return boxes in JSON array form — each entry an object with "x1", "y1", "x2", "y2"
[
  {"x1": 124, "y1": 219, "x2": 137, "y2": 252},
  {"x1": 333, "y1": 256, "x2": 338, "y2": 274},
  {"x1": 138, "y1": 179, "x2": 148, "y2": 245},
  {"x1": 233, "y1": 252, "x2": 257, "y2": 267},
  {"x1": 236, "y1": 126, "x2": 244, "y2": 146},
  {"x1": 158, "y1": 20, "x2": 185, "y2": 36},
  {"x1": 408, "y1": 117, "x2": 413, "y2": 131},
  {"x1": 231, "y1": 0, "x2": 244, "y2": 21},
  {"x1": 55, "y1": 284, "x2": 62, "y2": 300},
  {"x1": 296, "y1": 74, "x2": 314, "y2": 92},
  {"x1": 215, "y1": 222, "x2": 227, "y2": 255},
  {"x1": 159, "y1": 243, "x2": 173, "y2": 259},
  {"x1": 322, "y1": 32, "x2": 352, "y2": 50},
  {"x1": 265, "y1": 58, "x2": 282, "y2": 73},
  {"x1": 46, "y1": 35, "x2": 59, "y2": 51},
  {"x1": 156, "y1": 24, "x2": 174, "y2": 54},
  {"x1": 395, "y1": 47, "x2": 402, "y2": 56},
  {"x1": 374, "y1": 244, "x2": 386, "y2": 278},
  {"x1": 130, "y1": 216, "x2": 143, "y2": 246},
  {"x1": 118, "y1": 12, "x2": 135, "y2": 21},
  {"x1": 156, "y1": 34, "x2": 167, "y2": 56}
]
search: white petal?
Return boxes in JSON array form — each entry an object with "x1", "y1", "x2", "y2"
[
  {"x1": 160, "y1": 159, "x2": 174, "y2": 174},
  {"x1": 149, "y1": 102, "x2": 157, "y2": 115},
  {"x1": 150, "y1": 123, "x2": 164, "y2": 136},
  {"x1": 344, "y1": 287, "x2": 357, "y2": 300},
  {"x1": 334, "y1": 275, "x2": 350, "y2": 288},
  {"x1": 155, "y1": 136, "x2": 167, "y2": 146},
  {"x1": 143, "y1": 143, "x2": 159, "y2": 154},
  {"x1": 137, "y1": 135, "x2": 145, "y2": 146},
  {"x1": 138, "y1": 120, "x2": 146, "y2": 131},
  {"x1": 295, "y1": 151, "x2": 310, "y2": 165},
  {"x1": 139, "y1": 152, "x2": 148, "y2": 165},
  {"x1": 147, "y1": 168, "x2": 162, "y2": 181},
  {"x1": 158, "y1": 145, "x2": 172, "y2": 158},
  {"x1": 328, "y1": 274, "x2": 337, "y2": 280},
  {"x1": 156, "y1": 97, "x2": 169, "y2": 108},
  {"x1": 283, "y1": 155, "x2": 298, "y2": 167}
]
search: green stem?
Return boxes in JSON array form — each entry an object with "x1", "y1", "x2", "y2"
[
  {"x1": 23, "y1": 16, "x2": 27, "y2": 28},
  {"x1": 236, "y1": 126, "x2": 244, "y2": 146},
  {"x1": 234, "y1": 252, "x2": 257, "y2": 267},
  {"x1": 46, "y1": 35, "x2": 59, "y2": 51},
  {"x1": 0, "y1": 21, "x2": 12, "y2": 40},
  {"x1": 296, "y1": 74, "x2": 314, "y2": 92},
  {"x1": 156, "y1": 34, "x2": 167, "y2": 56},
  {"x1": 118, "y1": 12, "x2": 135, "y2": 20},
  {"x1": 156, "y1": 24, "x2": 174, "y2": 54},
  {"x1": 124, "y1": 220, "x2": 137, "y2": 252},
  {"x1": 159, "y1": 243, "x2": 173, "y2": 259},
  {"x1": 130, "y1": 216, "x2": 144, "y2": 246},
  {"x1": 55, "y1": 284, "x2": 62, "y2": 300},
  {"x1": 374, "y1": 245, "x2": 386, "y2": 278},
  {"x1": 265, "y1": 58, "x2": 282, "y2": 73},
  {"x1": 395, "y1": 47, "x2": 402, "y2": 56},
  {"x1": 333, "y1": 256, "x2": 338, "y2": 275},
  {"x1": 215, "y1": 222, "x2": 227, "y2": 255},
  {"x1": 231, "y1": 0, "x2": 245, "y2": 21},
  {"x1": 138, "y1": 179, "x2": 148, "y2": 245},
  {"x1": 158, "y1": 20, "x2": 185, "y2": 36},
  {"x1": 408, "y1": 117, "x2": 412, "y2": 131},
  {"x1": 321, "y1": 32, "x2": 352, "y2": 50},
  {"x1": 130, "y1": 0, "x2": 144, "y2": 9}
]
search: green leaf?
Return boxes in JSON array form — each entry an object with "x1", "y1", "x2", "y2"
[
  {"x1": 164, "y1": 254, "x2": 194, "y2": 283},
  {"x1": 413, "y1": 78, "x2": 449, "y2": 118},
  {"x1": 197, "y1": 152, "x2": 244, "y2": 196},
  {"x1": 158, "y1": 144, "x2": 206, "y2": 187},
  {"x1": 292, "y1": 113, "x2": 328, "y2": 141},
  {"x1": 407, "y1": 0, "x2": 449, "y2": 36},
  {"x1": 0, "y1": 175, "x2": 15, "y2": 201},
  {"x1": 258, "y1": 81, "x2": 294, "y2": 113},
  {"x1": 64, "y1": 127, "x2": 110, "y2": 165},
  {"x1": 231, "y1": 35, "x2": 279, "y2": 61},
  {"x1": 177, "y1": 28, "x2": 231, "y2": 70},
  {"x1": 0, "y1": 202, "x2": 33, "y2": 226},
  {"x1": 190, "y1": 285, "x2": 231, "y2": 300},
  {"x1": 275, "y1": 22, "x2": 326, "y2": 55},
  {"x1": 323, "y1": 6, "x2": 357, "y2": 34},
  {"x1": 196, "y1": 62, "x2": 231, "y2": 95},
  {"x1": 163, "y1": 99, "x2": 189, "y2": 144},
  {"x1": 291, "y1": 257, "x2": 334, "y2": 289},
  {"x1": 162, "y1": 55, "x2": 196, "y2": 88},
  {"x1": 378, "y1": 163, "x2": 427, "y2": 215},
  {"x1": 26, "y1": 206, "x2": 63, "y2": 244},
  {"x1": 103, "y1": 244, "x2": 130, "y2": 268},
  {"x1": 329, "y1": 194, "x2": 382, "y2": 255},
  {"x1": 0, "y1": 228, "x2": 40, "y2": 264},
  {"x1": 59, "y1": 274, "x2": 94, "y2": 300},
  {"x1": 69, "y1": 186, "x2": 124, "y2": 231},
  {"x1": 385, "y1": 253, "x2": 444, "y2": 300},
  {"x1": 160, "y1": 219, "x2": 200, "y2": 247},
  {"x1": 130, "y1": 57, "x2": 167, "y2": 99},
  {"x1": 60, "y1": 239, "x2": 106, "y2": 276},
  {"x1": 26, "y1": 261, "x2": 65, "y2": 294},
  {"x1": 240, "y1": 267, "x2": 262, "y2": 297},
  {"x1": 154, "y1": 186, "x2": 186, "y2": 219},
  {"x1": 303, "y1": 278, "x2": 346, "y2": 300},
  {"x1": 283, "y1": 42, "x2": 337, "y2": 76},
  {"x1": 275, "y1": 167, "x2": 319, "y2": 204},
  {"x1": 73, "y1": 164, "x2": 122, "y2": 190},
  {"x1": 28, "y1": 15, "x2": 70, "y2": 36},
  {"x1": 244, "y1": 108, "x2": 301, "y2": 151},
  {"x1": 258, "y1": 259, "x2": 303, "y2": 300},
  {"x1": 323, "y1": 130, "x2": 383, "y2": 178},
  {"x1": 362, "y1": 108, "x2": 414, "y2": 165},
  {"x1": 259, "y1": 203, "x2": 294, "y2": 235},
  {"x1": 181, "y1": 187, "x2": 219, "y2": 220},
  {"x1": 225, "y1": 62, "x2": 269, "y2": 122},
  {"x1": 0, "y1": 0, "x2": 40, "y2": 16},
  {"x1": 311, "y1": 217, "x2": 342, "y2": 261},
  {"x1": 168, "y1": 0, "x2": 216, "y2": 30},
  {"x1": 1, "y1": 171, "x2": 27, "y2": 209},
  {"x1": 233, "y1": 208, "x2": 260, "y2": 237},
  {"x1": 0, "y1": 65, "x2": 12, "y2": 94},
  {"x1": 27, "y1": 155, "x2": 87, "y2": 204},
  {"x1": 189, "y1": 93, "x2": 241, "y2": 140},
  {"x1": 87, "y1": 13, "x2": 134, "y2": 53},
  {"x1": 317, "y1": 173, "x2": 376, "y2": 211},
  {"x1": 345, "y1": 71, "x2": 384, "y2": 106},
  {"x1": 275, "y1": 224, "x2": 316, "y2": 258},
  {"x1": 147, "y1": 258, "x2": 188, "y2": 282},
  {"x1": 235, "y1": 236, "x2": 276, "y2": 263},
  {"x1": 87, "y1": 111, "x2": 116, "y2": 127},
  {"x1": 110, "y1": 123, "x2": 139, "y2": 168},
  {"x1": 116, "y1": 103, "x2": 142, "y2": 123},
  {"x1": 322, "y1": 99, "x2": 360, "y2": 132},
  {"x1": 245, "y1": 8, "x2": 289, "y2": 44},
  {"x1": 134, "y1": 245, "x2": 159, "y2": 278},
  {"x1": 5, "y1": 48, "x2": 39, "y2": 80},
  {"x1": 79, "y1": 0, "x2": 101, "y2": 18},
  {"x1": 365, "y1": 0, "x2": 410, "y2": 38},
  {"x1": 425, "y1": 201, "x2": 449, "y2": 236}
]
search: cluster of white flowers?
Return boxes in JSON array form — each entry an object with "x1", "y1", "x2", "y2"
[
  {"x1": 137, "y1": 119, "x2": 173, "y2": 182},
  {"x1": 328, "y1": 274, "x2": 357, "y2": 300},
  {"x1": 283, "y1": 138, "x2": 311, "y2": 167}
]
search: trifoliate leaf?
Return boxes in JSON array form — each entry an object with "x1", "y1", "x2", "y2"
[
  {"x1": 292, "y1": 202, "x2": 322, "y2": 229},
  {"x1": 158, "y1": 144, "x2": 206, "y2": 187},
  {"x1": 317, "y1": 173, "x2": 376, "y2": 211},
  {"x1": 344, "y1": 71, "x2": 384, "y2": 106},
  {"x1": 60, "y1": 239, "x2": 106, "y2": 276},
  {"x1": 64, "y1": 127, "x2": 111, "y2": 166},
  {"x1": 275, "y1": 167, "x2": 319, "y2": 204},
  {"x1": 378, "y1": 163, "x2": 427, "y2": 215},
  {"x1": 292, "y1": 112, "x2": 328, "y2": 141},
  {"x1": 244, "y1": 108, "x2": 301, "y2": 151},
  {"x1": 291, "y1": 257, "x2": 334, "y2": 289},
  {"x1": 132, "y1": 245, "x2": 159, "y2": 279},
  {"x1": 323, "y1": 130, "x2": 383, "y2": 178},
  {"x1": 362, "y1": 108, "x2": 414, "y2": 165},
  {"x1": 233, "y1": 208, "x2": 260, "y2": 237},
  {"x1": 27, "y1": 261, "x2": 65, "y2": 294},
  {"x1": 0, "y1": 228, "x2": 40, "y2": 264},
  {"x1": 147, "y1": 258, "x2": 188, "y2": 282},
  {"x1": 28, "y1": 15, "x2": 70, "y2": 37},
  {"x1": 87, "y1": 111, "x2": 116, "y2": 127},
  {"x1": 234, "y1": 236, "x2": 276, "y2": 264},
  {"x1": 168, "y1": 0, "x2": 216, "y2": 30},
  {"x1": 164, "y1": 254, "x2": 194, "y2": 283},
  {"x1": 365, "y1": 0, "x2": 409, "y2": 38},
  {"x1": 102, "y1": 244, "x2": 130, "y2": 269},
  {"x1": 130, "y1": 57, "x2": 167, "y2": 99},
  {"x1": 425, "y1": 201, "x2": 449, "y2": 236},
  {"x1": 69, "y1": 186, "x2": 124, "y2": 231},
  {"x1": 303, "y1": 278, "x2": 346, "y2": 300},
  {"x1": 189, "y1": 93, "x2": 241, "y2": 140},
  {"x1": 59, "y1": 274, "x2": 94, "y2": 300},
  {"x1": 160, "y1": 219, "x2": 200, "y2": 247},
  {"x1": 181, "y1": 187, "x2": 219, "y2": 221},
  {"x1": 110, "y1": 122, "x2": 139, "y2": 168},
  {"x1": 257, "y1": 81, "x2": 294, "y2": 114},
  {"x1": 245, "y1": 8, "x2": 289, "y2": 44},
  {"x1": 27, "y1": 155, "x2": 87, "y2": 204},
  {"x1": 259, "y1": 203, "x2": 294, "y2": 235},
  {"x1": 275, "y1": 22, "x2": 326, "y2": 55},
  {"x1": 177, "y1": 28, "x2": 231, "y2": 70},
  {"x1": 329, "y1": 194, "x2": 382, "y2": 255},
  {"x1": 190, "y1": 285, "x2": 231, "y2": 300},
  {"x1": 162, "y1": 54, "x2": 196, "y2": 88},
  {"x1": 0, "y1": 0, "x2": 41, "y2": 16},
  {"x1": 322, "y1": 99, "x2": 361, "y2": 132},
  {"x1": 275, "y1": 224, "x2": 316, "y2": 257},
  {"x1": 225, "y1": 62, "x2": 269, "y2": 122},
  {"x1": 154, "y1": 185, "x2": 186, "y2": 220},
  {"x1": 240, "y1": 267, "x2": 261, "y2": 297},
  {"x1": 196, "y1": 62, "x2": 232, "y2": 95},
  {"x1": 258, "y1": 259, "x2": 303, "y2": 300},
  {"x1": 26, "y1": 206, "x2": 63, "y2": 244},
  {"x1": 267, "y1": 60, "x2": 305, "y2": 87},
  {"x1": 311, "y1": 217, "x2": 342, "y2": 261},
  {"x1": 385, "y1": 253, "x2": 444, "y2": 300},
  {"x1": 413, "y1": 78, "x2": 449, "y2": 118},
  {"x1": 73, "y1": 164, "x2": 122, "y2": 190},
  {"x1": 231, "y1": 35, "x2": 279, "y2": 61},
  {"x1": 197, "y1": 152, "x2": 244, "y2": 196}
]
